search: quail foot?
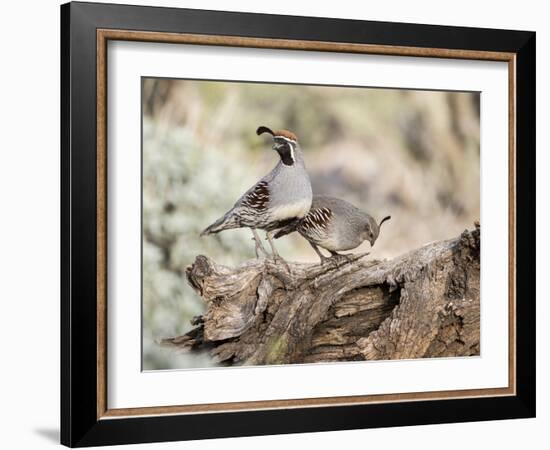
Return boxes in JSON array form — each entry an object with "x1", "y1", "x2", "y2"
[
  {"x1": 201, "y1": 126, "x2": 313, "y2": 264},
  {"x1": 274, "y1": 195, "x2": 390, "y2": 265}
]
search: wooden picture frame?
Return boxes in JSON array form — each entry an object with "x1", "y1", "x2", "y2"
[{"x1": 61, "y1": 1, "x2": 535, "y2": 447}]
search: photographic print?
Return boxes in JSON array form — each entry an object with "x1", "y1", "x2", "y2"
[{"x1": 142, "y1": 77, "x2": 481, "y2": 371}]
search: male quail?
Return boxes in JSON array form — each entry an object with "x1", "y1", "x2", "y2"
[
  {"x1": 201, "y1": 126, "x2": 313, "y2": 261},
  {"x1": 274, "y1": 195, "x2": 390, "y2": 264}
]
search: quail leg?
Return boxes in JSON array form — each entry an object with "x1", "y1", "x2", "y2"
[
  {"x1": 266, "y1": 230, "x2": 290, "y2": 269},
  {"x1": 329, "y1": 250, "x2": 354, "y2": 265},
  {"x1": 251, "y1": 228, "x2": 268, "y2": 259},
  {"x1": 309, "y1": 242, "x2": 330, "y2": 265}
]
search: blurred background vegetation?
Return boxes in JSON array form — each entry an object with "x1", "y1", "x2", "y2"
[{"x1": 142, "y1": 77, "x2": 480, "y2": 370}]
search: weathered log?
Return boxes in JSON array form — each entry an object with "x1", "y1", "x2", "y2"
[{"x1": 162, "y1": 224, "x2": 480, "y2": 365}]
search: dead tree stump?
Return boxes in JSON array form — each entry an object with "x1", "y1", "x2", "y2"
[{"x1": 162, "y1": 224, "x2": 480, "y2": 365}]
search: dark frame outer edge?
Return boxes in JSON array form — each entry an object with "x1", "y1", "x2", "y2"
[
  {"x1": 514, "y1": 33, "x2": 536, "y2": 414},
  {"x1": 60, "y1": 2, "x2": 71, "y2": 446},
  {"x1": 62, "y1": 2, "x2": 101, "y2": 446}
]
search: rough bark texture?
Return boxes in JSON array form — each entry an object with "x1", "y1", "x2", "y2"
[{"x1": 162, "y1": 224, "x2": 480, "y2": 365}]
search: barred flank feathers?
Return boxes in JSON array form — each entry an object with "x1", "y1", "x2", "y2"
[
  {"x1": 200, "y1": 211, "x2": 240, "y2": 236},
  {"x1": 242, "y1": 181, "x2": 270, "y2": 211},
  {"x1": 275, "y1": 207, "x2": 332, "y2": 240},
  {"x1": 301, "y1": 207, "x2": 332, "y2": 232}
]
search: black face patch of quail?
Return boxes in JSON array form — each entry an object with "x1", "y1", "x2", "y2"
[{"x1": 242, "y1": 180, "x2": 270, "y2": 211}]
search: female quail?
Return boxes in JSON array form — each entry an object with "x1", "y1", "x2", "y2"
[
  {"x1": 275, "y1": 195, "x2": 390, "y2": 264},
  {"x1": 201, "y1": 126, "x2": 313, "y2": 261}
]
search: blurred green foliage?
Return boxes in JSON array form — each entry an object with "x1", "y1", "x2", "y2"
[{"x1": 142, "y1": 78, "x2": 480, "y2": 370}]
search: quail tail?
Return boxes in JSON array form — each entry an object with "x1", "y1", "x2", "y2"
[{"x1": 200, "y1": 210, "x2": 239, "y2": 236}]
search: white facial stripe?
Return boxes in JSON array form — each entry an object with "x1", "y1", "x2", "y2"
[{"x1": 277, "y1": 136, "x2": 297, "y2": 145}]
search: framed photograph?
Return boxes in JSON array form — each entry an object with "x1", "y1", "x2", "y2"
[{"x1": 61, "y1": 1, "x2": 535, "y2": 447}]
